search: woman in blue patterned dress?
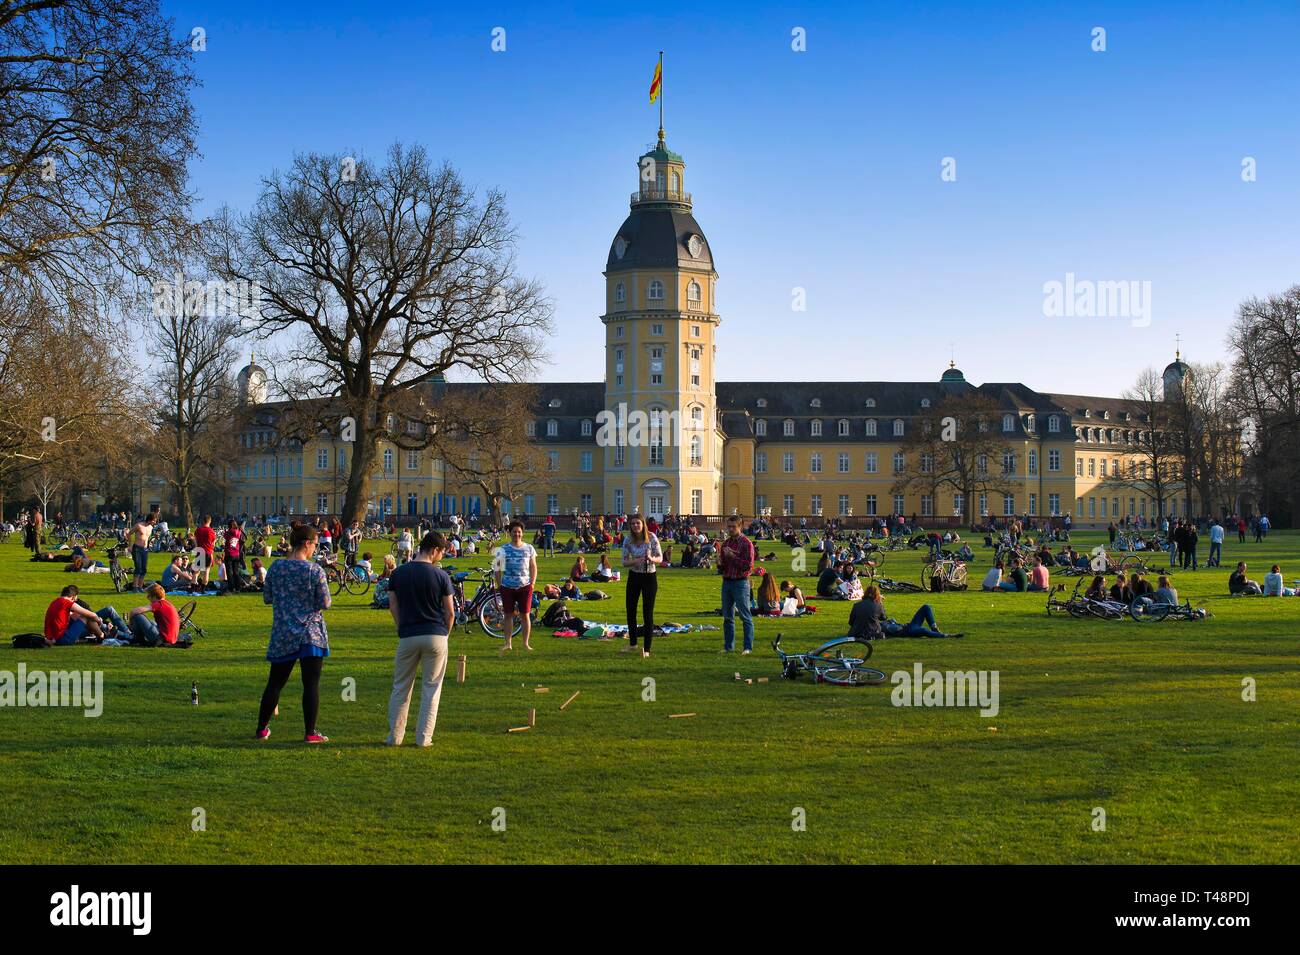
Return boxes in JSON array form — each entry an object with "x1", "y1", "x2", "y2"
[{"x1": 255, "y1": 523, "x2": 332, "y2": 742}]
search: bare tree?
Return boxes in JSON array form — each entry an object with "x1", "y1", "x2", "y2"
[
  {"x1": 0, "y1": 0, "x2": 197, "y2": 312},
  {"x1": 147, "y1": 277, "x2": 240, "y2": 528},
  {"x1": 424, "y1": 384, "x2": 549, "y2": 523},
  {"x1": 892, "y1": 393, "x2": 1017, "y2": 526},
  {"x1": 1099, "y1": 368, "x2": 1182, "y2": 521},
  {"x1": 207, "y1": 144, "x2": 553, "y2": 523}
]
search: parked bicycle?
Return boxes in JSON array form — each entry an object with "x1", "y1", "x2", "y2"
[
  {"x1": 921, "y1": 556, "x2": 968, "y2": 591},
  {"x1": 105, "y1": 544, "x2": 130, "y2": 593},
  {"x1": 446, "y1": 566, "x2": 523, "y2": 639},
  {"x1": 772, "y1": 633, "x2": 887, "y2": 686}
]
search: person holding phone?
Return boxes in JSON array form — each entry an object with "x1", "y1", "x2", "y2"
[{"x1": 620, "y1": 514, "x2": 662, "y2": 657}]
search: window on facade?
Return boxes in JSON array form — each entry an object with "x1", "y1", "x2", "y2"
[
  {"x1": 782, "y1": 452, "x2": 794, "y2": 473},
  {"x1": 893, "y1": 494, "x2": 905, "y2": 515},
  {"x1": 407, "y1": 450, "x2": 419, "y2": 471},
  {"x1": 1048, "y1": 450, "x2": 1060, "y2": 472},
  {"x1": 316, "y1": 449, "x2": 328, "y2": 470},
  {"x1": 1076, "y1": 459, "x2": 1084, "y2": 476},
  {"x1": 689, "y1": 436, "x2": 702, "y2": 467},
  {"x1": 782, "y1": 495, "x2": 794, "y2": 516},
  {"x1": 1002, "y1": 414, "x2": 1015, "y2": 432},
  {"x1": 783, "y1": 419, "x2": 795, "y2": 437},
  {"x1": 921, "y1": 494, "x2": 933, "y2": 517},
  {"x1": 755, "y1": 451, "x2": 767, "y2": 472},
  {"x1": 838, "y1": 452, "x2": 849, "y2": 473},
  {"x1": 977, "y1": 454, "x2": 988, "y2": 475},
  {"x1": 614, "y1": 445, "x2": 625, "y2": 467},
  {"x1": 1002, "y1": 452, "x2": 1015, "y2": 475},
  {"x1": 892, "y1": 452, "x2": 905, "y2": 473},
  {"x1": 865, "y1": 418, "x2": 877, "y2": 436},
  {"x1": 686, "y1": 280, "x2": 701, "y2": 309},
  {"x1": 383, "y1": 449, "x2": 393, "y2": 473},
  {"x1": 810, "y1": 453, "x2": 822, "y2": 473},
  {"x1": 581, "y1": 451, "x2": 593, "y2": 472},
  {"x1": 865, "y1": 452, "x2": 878, "y2": 473},
  {"x1": 581, "y1": 419, "x2": 592, "y2": 436},
  {"x1": 647, "y1": 280, "x2": 664, "y2": 302},
  {"x1": 525, "y1": 421, "x2": 536, "y2": 437},
  {"x1": 614, "y1": 282, "x2": 625, "y2": 305},
  {"x1": 866, "y1": 494, "x2": 877, "y2": 515},
  {"x1": 837, "y1": 418, "x2": 849, "y2": 436},
  {"x1": 1004, "y1": 494, "x2": 1015, "y2": 516},
  {"x1": 892, "y1": 419, "x2": 904, "y2": 436},
  {"x1": 547, "y1": 451, "x2": 559, "y2": 471},
  {"x1": 810, "y1": 419, "x2": 822, "y2": 437},
  {"x1": 547, "y1": 419, "x2": 558, "y2": 437},
  {"x1": 920, "y1": 453, "x2": 933, "y2": 473},
  {"x1": 755, "y1": 419, "x2": 767, "y2": 437},
  {"x1": 1028, "y1": 450, "x2": 1038, "y2": 475}
]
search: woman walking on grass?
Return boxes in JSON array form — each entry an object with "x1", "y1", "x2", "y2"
[
  {"x1": 255, "y1": 523, "x2": 332, "y2": 743},
  {"x1": 620, "y1": 514, "x2": 662, "y2": 658}
]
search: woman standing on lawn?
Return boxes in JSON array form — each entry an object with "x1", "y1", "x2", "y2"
[
  {"x1": 620, "y1": 514, "x2": 662, "y2": 657},
  {"x1": 255, "y1": 523, "x2": 332, "y2": 742}
]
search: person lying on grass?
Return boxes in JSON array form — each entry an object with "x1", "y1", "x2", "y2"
[{"x1": 847, "y1": 583, "x2": 963, "y2": 640}]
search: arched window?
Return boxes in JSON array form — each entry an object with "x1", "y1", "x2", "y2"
[
  {"x1": 614, "y1": 282, "x2": 626, "y2": 305},
  {"x1": 920, "y1": 398, "x2": 931, "y2": 409},
  {"x1": 892, "y1": 419, "x2": 904, "y2": 437},
  {"x1": 655, "y1": 171, "x2": 665, "y2": 192},
  {"x1": 671, "y1": 171, "x2": 680, "y2": 194},
  {"x1": 647, "y1": 279, "x2": 664, "y2": 301},
  {"x1": 1026, "y1": 414, "x2": 1036, "y2": 433},
  {"x1": 865, "y1": 418, "x2": 877, "y2": 436},
  {"x1": 686, "y1": 280, "x2": 701, "y2": 310},
  {"x1": 837, "y1": 418, "x2": 849, "y2": 436},
  {"x1": 689, "y1": 434, "x2": 702, "y2": 467},
  {"x1": 810, "y1": 419, "x2": 822, "y2": 437},
  {"x1": 865, "y1": 398, "x2": 876, "y2": 408},
  {"x1": 1048, "y1": 414, "x2": 1060, "y2": 433},
  {"x1": 383, "y1": 448, "x2": 393, "y2": 473},
  {"x1": 783, "y1": 419, "x2": 795, "y2": 437},
  {"x1": 755, "y1": 419, "x2": 767, "y2": 437}
]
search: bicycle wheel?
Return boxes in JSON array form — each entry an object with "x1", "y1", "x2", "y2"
[
  {"x1": 820, "y1": 665, "x2": 888, "y2": 686},
  {"x1": 1119, "y1": 555, "x2": 1145, "y2": 575},
  {"x1": 478, "y1": 594, "x2": 522, "y2": 638},
  {"x1": 111, "y1": 567, "x2": 126, "y2": 593},
  {"x1": 1129, "y1": 597, "x2": 1169, "y2": 623},
  {"x1": 344, "y1": 569, "x2": 370, "y2": 596},
  {"x1": 949, "y1": 564, "x2": 968, "y2": 588},
  {"x1": 921, "y1": 562, "x2": 940, "y2": 589},
  {"x1": 328, "y1": 572, "x2": 345, "y2": 597}
]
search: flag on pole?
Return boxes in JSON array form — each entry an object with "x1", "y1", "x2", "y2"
[{"x1": 649, "y1": 58, "x2": 662, "y2": 104}]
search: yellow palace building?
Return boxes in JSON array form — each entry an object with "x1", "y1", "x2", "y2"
[{"x1": 229, "y1": 130, "x2": 1196, "y2": 526}]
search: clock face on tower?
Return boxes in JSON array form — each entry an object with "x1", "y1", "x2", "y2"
[
  {"x1": 614, "y1": 236, "x2": 628, "y2": 260},
  {"x1": 687, "y1": 234, "x2": 703, "y2": 258}
]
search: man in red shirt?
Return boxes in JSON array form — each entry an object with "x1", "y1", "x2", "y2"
[
  {"x1": 43, "y1": 585, "x2": 110, "y2": 645},
  {"x1": 193, "y1": 514, "x2": 217, "y2": 589},
  {"x1": 125, "y1": 583, "x2": 180, "y2": 645},
  {"x1": 719, "y1": 515, "x2": 756, "y2": 654}
]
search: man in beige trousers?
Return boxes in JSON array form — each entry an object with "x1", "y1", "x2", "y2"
[{"x1": 385, "y1": 532, "x2": 456, "y2": 746}]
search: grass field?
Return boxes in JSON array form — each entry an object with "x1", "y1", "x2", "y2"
[{"x1": 0, "y1": 530, "x2": 1297, "y2": 864}]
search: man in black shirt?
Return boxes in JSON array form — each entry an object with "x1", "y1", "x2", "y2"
[{"x1": 385, "y1": 532, "x2": 455, "y2": 746}]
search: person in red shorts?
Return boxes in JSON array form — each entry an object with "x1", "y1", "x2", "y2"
[
  {"x1": 193, "y1": 514, "x2": 217, "y2": 589},
  {"x1": 492, "y1": 520, "x2": 537, "y2": 652}
]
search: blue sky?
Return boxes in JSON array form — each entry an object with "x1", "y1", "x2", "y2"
[{"x1": 168, "y1": 0, "x2": 1300, "y2": 396}]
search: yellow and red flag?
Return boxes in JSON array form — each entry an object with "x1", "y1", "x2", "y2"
[{"x1": 649, "y1": 58, "x2": 662, "y2": 104}]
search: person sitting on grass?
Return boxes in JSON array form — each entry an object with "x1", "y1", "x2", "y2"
[
  {"x1": 753, "y1": 572, "x2": 782, "y2": 614},
  {"x1": 569, "y1": 555, "x2": 588, "y2": 582},
  {"x1": 1028, "y1": 556, "x2": 1051, "y2": 592},
  {"x1": 249, "y1": 557, "x2": 267, "y2": 590},
  {"x1": 816, "y1": 561, "x2": 841, "y2": 598},
  {"x1": 1229, "y1": 561, "x2": 1262, "y2": 596},
  {"x1": 780, "y1": 579, "x2": 807, "y2": 611},
  {"x1": 355, "y1": 552, "x2": 374, "y2": 580},
  {"x1": 590, "y1": 552, "x2": 616, "y2": 582},
  {"x1": 378, "y1": 554, "x2": 397, "y2": 580},
  {"x1": 1130, "y1": 572, "x2": 1155, "y2": 600},
  {"x1": 981, "y1": 561, "x2": 1004, "y2": 591},
  {"x1": 1109, "y1": 573, "x2": 1135, "y2": 604},
  {"x1": 161, "y1": 554, "x2": 198, "y2": 592},
  {"x1": 119, "y1": 583, "x2": 180, "y2": 646},
  {"x1": 43, "y1": 585, "x2": 116, "y2": 645},
  {"x1": 1263, "y1": 564, "x2": 1295, "y2": 597},
  {"x1": 998, "y1": 558, "x2": 1028, "y2": 592},
  {"x1": 1153, "y1": 575, "x2": 1179, "y2": 606},
  {"x1": 847, "y1": 583, "x2": 963, "y2": 640}
]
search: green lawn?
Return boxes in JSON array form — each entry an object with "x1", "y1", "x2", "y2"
[{"x1": 0, "y1": 530, "x2": 1297, "y2": 864}]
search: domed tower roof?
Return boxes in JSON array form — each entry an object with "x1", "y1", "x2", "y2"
[
  {"x1": 606, "y1": 134, "x2": 714, "y2": 274},
  {"x1": 237, "y1": 352, "x2": 268, "y2": 405},
  {"x1": 940, "y1": 362, "x2": 965, "y2": 383},
  {"x1": 1162, "y1": 344, "x2": 1190, "y2": 401}
]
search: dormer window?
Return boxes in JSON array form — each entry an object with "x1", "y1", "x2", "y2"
[
  {"x1": 755, "y1": 419, "x2": 767, "y2": 437},
  {"x1": 546, "y1": 419, "x2": 558, "y2": 437},
  {"x1": 865, "y1": 398, "x2": 876, "y2": 408},
  {"x1": 920, "y1": 398, "x2": 931, "y2": 409},
  {"x1": 837, "y1": 418, "x2": 849, "y2": 436},
  {"x1": 892, "y1": 419, "x2": 904, "y2": 437},
  {"x1": 783, "y1": 419, "x2": 795, "y2": 437},
  {"x1": 549, "y1": 398, "x2": 562, "y2": 409},
  {"x1": 1002, "y1": 414, "x2": 1015, "y2": 432},
  {"x1": 1082, "y1": 409, "x2": 1091, "y2": 418},
  {"x1": 1026, "y1": 413, "x2": 1036, "y2": 433},
  {"x1": 810, "y1": 398, "x2": 821, "y2": 408},
  {"x1": 865, "y1": 418, "x2": 877, "y2": 436},
  {"x1": 581, "y1": 419, "x2": 593, "y2": 437},
  {"x1": 1048, "y1": 414, "x2": 1061, "y2": 433},
  {"x1": 810, "y1": 419, "x2": 823, "y2": 436},
  {"x1": 756, "y1": 398, "x2": 767, "y2": 408}
]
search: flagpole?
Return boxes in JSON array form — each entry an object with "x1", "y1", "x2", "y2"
[{"x1": 658, "y1": 50, "x2": 664, "y2": 145}]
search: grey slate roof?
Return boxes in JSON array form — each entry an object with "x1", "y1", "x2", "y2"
[{"x1": 606, "y1": 208, "x2": 713, "y2": 272}]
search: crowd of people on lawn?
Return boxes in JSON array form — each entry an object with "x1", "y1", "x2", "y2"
[{"x1": 11, "y1": 498, "x2": 1292, "y2": 745}]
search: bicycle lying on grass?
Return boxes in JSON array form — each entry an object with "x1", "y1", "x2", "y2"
[
  {"x1": 1044, "y1": 580, "x2": 1126, "y2": 620},
  {"x1": 1128, "y1": 595, "x2": 1211, "y2": 623},
  {"x1": 772, "y1": 633, "x2": 887, "y2": 686}
]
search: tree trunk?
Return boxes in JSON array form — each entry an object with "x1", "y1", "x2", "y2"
[{"x1": 341, "y1": 416, "x2": 376, "y2": 524}]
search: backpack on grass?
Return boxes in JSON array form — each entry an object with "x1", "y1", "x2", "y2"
[{"x1": 10, "y1": 633, "x2": 47, "y2": 649}]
